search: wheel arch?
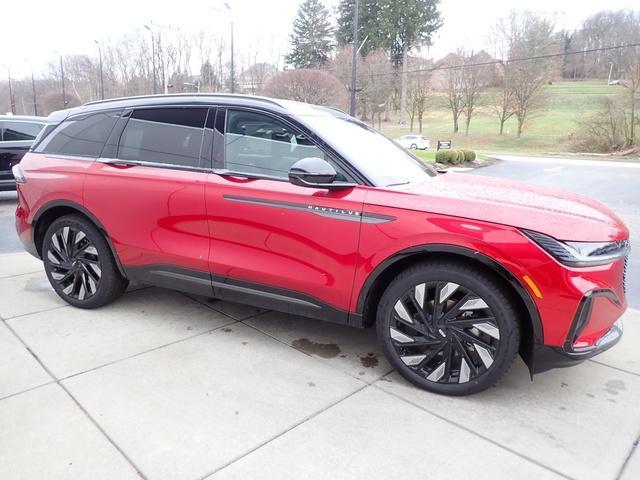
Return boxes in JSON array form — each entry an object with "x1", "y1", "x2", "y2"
[
  {"x1": 356, "y1": 244, "x2": 543, "y2": 372},
  {"x1": 32, "y1": 200, "x2": 126, "y2": 277}
]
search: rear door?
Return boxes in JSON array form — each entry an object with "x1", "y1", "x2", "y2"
[
  {"x1": 83, "y1": 106, "x2": 213, "y2": 293},
  {"x1": 205, "y1": 108, "x2": 366, "y2": 321}
]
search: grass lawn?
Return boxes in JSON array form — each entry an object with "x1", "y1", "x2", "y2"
[
  {"x1": 380, "y1": 80, "x2": 621, "y2": 155},
  {"x1": 410, "y1": 149, "x2": 437, "y2": 163}
]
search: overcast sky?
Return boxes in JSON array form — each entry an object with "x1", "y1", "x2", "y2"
[{"x1": 2, "y1": 0, "x2": 638, "y2": 78}]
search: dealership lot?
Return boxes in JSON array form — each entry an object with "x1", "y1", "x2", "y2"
[{"x1": 1, "y1": 155, "x2": 640, "y2": 480}]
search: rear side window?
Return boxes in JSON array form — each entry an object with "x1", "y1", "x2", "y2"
[
  {"x1": 2, "y1": 121, "x2": 44, "y2": 141},
  {"x1": 34, "y1": 110, "x2": 121, "y2": 157},
  {"x1": 118, "y1": 108, "x2": 207, "y2": 167}
]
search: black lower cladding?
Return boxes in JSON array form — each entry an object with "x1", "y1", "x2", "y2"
[{"x1": 123, "y1": 264, "x2": 357, "y2": 325}]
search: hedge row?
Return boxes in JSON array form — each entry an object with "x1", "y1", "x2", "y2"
[{"x1": 435, "y1": 149, "x2": 476, "y2": 165}]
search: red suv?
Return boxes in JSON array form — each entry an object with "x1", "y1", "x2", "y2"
[{"x1": 14, "y1": 94, "x2": 629, "y2": 395}]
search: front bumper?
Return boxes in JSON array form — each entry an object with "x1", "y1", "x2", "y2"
[{"x1": 533, "y1": 290, "x2": 625, "y2": 373}]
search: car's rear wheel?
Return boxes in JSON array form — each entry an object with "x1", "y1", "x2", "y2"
[
  {"x1": 410, "y1": 143, "x2": 417, "y2": 150},
  {"x1": 376, "y1": 261, "x2": 520, "y2": 396},
  {"x1": 43, "y1": 215, "x2": 128, "y2": 309}
]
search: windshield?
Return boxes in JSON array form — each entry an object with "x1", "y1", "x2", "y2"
[{"x1": 295, "y1": 113, "x2": 437, "y2": 187}]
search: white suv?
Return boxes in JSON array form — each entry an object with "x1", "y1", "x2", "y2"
[{"x1": 394, "y1": 134, "x2": 429, "y2": 150}]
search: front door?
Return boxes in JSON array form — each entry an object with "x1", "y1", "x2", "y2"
[{"x1": 205, "y1": 108, "x2": 365, "y2": 322}]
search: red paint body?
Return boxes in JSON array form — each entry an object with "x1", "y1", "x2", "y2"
[{"x1": 16, "y1": 151, "x2": 628, "y2": 352}]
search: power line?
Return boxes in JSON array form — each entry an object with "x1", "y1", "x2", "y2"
[
  {"x1": 230, "y1": 42, "x2": 640, "y2": 88},
  {"x1": 332, "y1": 41, "x2": 640, "y2": 80}
]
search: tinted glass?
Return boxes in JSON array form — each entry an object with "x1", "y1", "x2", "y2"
[
  {"x1": 118, "y1": 108, "x2": 207, "y2": 167},
  {"x1": 35, "y1": 111, "x2": 121, "y2": 157},
  {"x1": 225, "y1": 110, "x2": 327, "y2": 179},
  {"x1": 3, "y1": 121, "x2": 44, "y2": 141}
]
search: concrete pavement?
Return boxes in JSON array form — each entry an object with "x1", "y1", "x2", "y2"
[{"x1": 1, "y1": 253, "x2": 639, "y2": 480}]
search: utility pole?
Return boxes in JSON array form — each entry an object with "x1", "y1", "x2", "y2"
[
  {"x1": 95, "y1": 40, "x2": 105, "y2": 99},
  {"x1": 349, "y1": 0, "x2": 360, "y2": 116},
  {"x1": 144, "y1": 24, "x2": 158, "y2": 94},
  {"x1": 7, "y1": 68, "x2": 16, "y2": 114}
]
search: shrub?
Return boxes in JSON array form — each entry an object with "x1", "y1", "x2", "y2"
[
  {"x1": 461, "y1": 149, "x2": 477, "y2": 162},
  {"x1": 435, "y1": 149, "x2": 464, "y2": 165}
]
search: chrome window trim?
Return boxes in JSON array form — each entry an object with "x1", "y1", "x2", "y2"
[
  {"x1": 96, "y1": 157, "x2": 211, "y2": 173},
  {"x1": 44, "y1": 153, "x2": 96, "y2": 162}
]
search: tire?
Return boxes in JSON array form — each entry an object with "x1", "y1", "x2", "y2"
[
  {"x1": 42, "y1": 214, "x2": 129, "y2": 309},
  {"x1": 376, "y1": 261, "x2": 520, "y2": 396},
  {"x1": 410, "y1": 144, "x2": 417, "y2": 150}
]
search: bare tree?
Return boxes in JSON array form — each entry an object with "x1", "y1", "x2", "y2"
[
  {"x1": 620, "y1": 47, "x2": 640, "y2": 145},
  {"x1": 406, "y1": 65, "x2": 431, "y2": 133},
  {"x1": 330, "y1": 45, "x2": 364, "y2": 115},
  {"x1": 492, "y1": 64, "x2": 516, "y2": 135},
  {"x1": 262, "y1": 69, "x2": 347, "y2": 108},
  {"x1": 460, "y1": 51, "x2": 487, "y2": 135},
  {"x1": 440, "y1": 53, "x2": 465, "y2": 133},
  {"x1": 359, "y1": 50, "x2": 394, "y2": 129},
  {"x1": 495, "y1": 12, "x2": 558, "y2": 137}
]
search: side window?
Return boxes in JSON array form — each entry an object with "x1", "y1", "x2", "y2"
[
  {"x1": 118, "y1": 108, "x2": 207, "y2": 167},
  {"x1": 225, "y1": 109, "x2": 329, "y2": 179},
  {"x1": 34, "y1": 111, "x2": 121, "y2": 157},
  {"x1": 3, "y1": 121, "x2": 44, "y2": 141}
]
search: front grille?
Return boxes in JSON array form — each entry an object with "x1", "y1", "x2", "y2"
[{"x1": 623, "y1": 255, "x2": 628, "y2": 294}]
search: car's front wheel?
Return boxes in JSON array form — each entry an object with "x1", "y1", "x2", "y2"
[
  {"x1": 43, "y1": 215, "x2": 128, "y2": 309},
  {"x1": 410, "y1": 143, "x2": 417, "y2": 150},
  {"x1": 377, "y1": 261, "x2": 520, "y2": 395}
]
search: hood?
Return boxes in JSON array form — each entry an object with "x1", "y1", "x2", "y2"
[{"x1": 365, "y1": 173, "x2": 628, "y2": 242}]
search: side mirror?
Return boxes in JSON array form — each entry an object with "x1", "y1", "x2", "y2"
[{"x1": 288, "y1": 157, "x2": 354, "y2": 190}]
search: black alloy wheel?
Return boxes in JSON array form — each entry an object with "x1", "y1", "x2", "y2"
[
  {"x1": 377, "y1": 262, "x2": 520, "y2": 395},
  {"x1": 43, "y1": 215, "x2": 129, "y2": 308},
  {"x1": 46, "y1": 225, "x2": 102, "y2": 301}
]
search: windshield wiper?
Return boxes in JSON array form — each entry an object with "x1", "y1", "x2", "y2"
[{"x1": 385, "y1": 180, "x2": 411, "y2": 187}]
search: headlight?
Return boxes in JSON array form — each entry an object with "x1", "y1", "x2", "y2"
[{"x1": 523, "y1": 230, "x2": 629, "y2": 267}]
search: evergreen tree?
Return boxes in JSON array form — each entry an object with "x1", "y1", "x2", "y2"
[
  {"x1": 336, "y1": 0, "x2": 442, "y2": 65},
  {"x1": 285, "y1": 0, "x2": 334, "y2": 69},
  {"x1": 336, "y1": 0, "x2": 386, "y2": 57}
]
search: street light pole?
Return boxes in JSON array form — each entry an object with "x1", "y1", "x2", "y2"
[
  {"x1": 349, "y1": 0, "x2": 360, "y2": 116},
  {"x1": 223, "y1": 2, "x2": 235, "y2": 94},
  {"x1": 7, "y1": 68, "x2": 16, "y2": 114},
  {"x1": 30, "y1": 69, "x2": 38, "y2": 116},
  {"x1": 95, "y1": 40, "x2": 105, "y2": 99},
  {"x1": 59, "y1": 55, "x2": 68, "y2": 108},
  {"x1": 144, "y1": 25, "x2": 158, "y2": 94}
]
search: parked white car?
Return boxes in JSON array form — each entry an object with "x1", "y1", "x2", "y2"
[{"x1": 395, "y1": 134, "x2": 430, "y2": 150}]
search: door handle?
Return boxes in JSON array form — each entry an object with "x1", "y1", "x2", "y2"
[{"x1": 98, "y1": 158, "x2": 137, "y2": 168}]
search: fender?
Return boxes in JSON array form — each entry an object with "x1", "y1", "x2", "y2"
[
  {"x1": 32, "y1": 199, "x2": 127, "y2": 277},
  {"x1": 354, "y1": 243, "x2": 544, "y2": 370}
]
